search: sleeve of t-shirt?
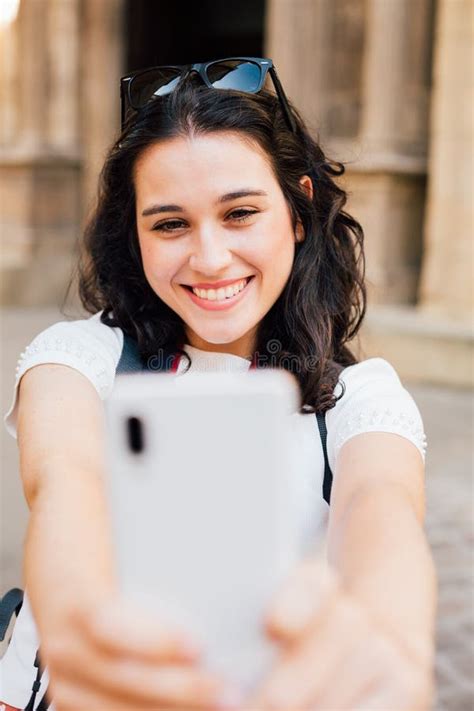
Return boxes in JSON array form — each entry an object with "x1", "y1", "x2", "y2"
[
  {"x1": 3, "y1": 311, "x2": 124, "y2": 439},
  {"x1": 325, "y1": 357, "x2": 427, "y2": 473}
]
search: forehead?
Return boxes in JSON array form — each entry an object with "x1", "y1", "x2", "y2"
[{"x1": 133, "y1": 131, "x2": 277, "y2": 201}]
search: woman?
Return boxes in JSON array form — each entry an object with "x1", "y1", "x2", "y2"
[{"x1": 0, "y1": 59, "x2": 436, "y2": 710}]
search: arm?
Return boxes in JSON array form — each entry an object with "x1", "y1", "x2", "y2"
[
  {"x1": 18, "y1": 364, "x2": 117, "y2": 635},
  {"x1": 249, "y1": 432, "x2": 437, "y2": 709},
  {"x1": 326, "y1": 432, "x2": 437, "y2": 667},
  {"x1": 14, "y1": 364, "x2": 225, "y2": 711}
]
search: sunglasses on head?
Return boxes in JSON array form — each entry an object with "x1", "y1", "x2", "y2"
[{"x1": 120, "y1": 56, "x2": 297, "y2": 133}]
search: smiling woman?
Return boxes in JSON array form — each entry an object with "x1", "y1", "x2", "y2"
[
  {"x1": 78, "y1": 75, "x2": 365, "y2": 410},
  {"x1": 0, "y1": 67, "x2": 435, "y2": 711}
]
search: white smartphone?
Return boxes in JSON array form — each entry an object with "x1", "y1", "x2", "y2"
[{"x1": 104, "y1": 369, "x2": 305, "y2": 693}]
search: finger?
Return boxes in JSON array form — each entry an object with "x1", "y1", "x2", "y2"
[
  {"x1": 47, "y1": 630, "x2": 221, "y2": 707},
  {"x1": 51, "y1": 663, "x2": 230, "y2": 710},
  {"x1": 250, "y1": 594, "x2": 366, "y2": 708},
  {"x1": 77, "y1": 596, "x2": 200, "y2": 663},
  {"x1": 45, "y1": 622, "x2": 196, "y2": 688},
  {"x1": 266, "y1": 559, "x2": 339, "y2": 641},
  {"x1": 47, "y1": 639, "x2": 195, "y2": 697}
]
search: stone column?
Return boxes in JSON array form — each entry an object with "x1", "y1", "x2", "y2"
[
  {"x1": 346, "y1": 0, "x2": 433, "y2": 306},
  {"x1": 46, "y1": 0, "x2": 80, "y2": 154},
  {"x1": 419, "y1": 0, "x2": 474, "y2": 321},
  {"x1": 0, "y1": 0, "x2": 81, "y2": 306},
  {"x1": 359, "y1": 0, "x2": 433, "y2": 162},
  {"x1": 0, "y1": 2, "x2": 20, "y2": 147},
  {"x1": 17, "y1": 0, "x2": 48, "y2": 151},
  {"x1": 265, "y1": 0, "x2": 434, "y2": 307},
  {"x1": 0, "y1": 0, "x2": 125, "y2": 306},
  {"x1": 80, "y1": 0, "x2": 124, "y2": 215},
  {"x1": 265, "y1": 0, "x2": 333, "y2": 132}
]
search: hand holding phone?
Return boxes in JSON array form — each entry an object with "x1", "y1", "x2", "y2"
[{"x1": 104, "y1": 369, "x2": 304, "y2": 694}]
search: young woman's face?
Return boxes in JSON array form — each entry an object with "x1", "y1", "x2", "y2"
[{"x1": 134, "y1": 131, "x2": 311, "y2": 357}]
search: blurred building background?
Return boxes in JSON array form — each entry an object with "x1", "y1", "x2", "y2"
[
  {"x1": 0, "y1": 0, "x2": 472, "y2": 383},
  {"x1": 0, "y1": 1, "x2": 473, "y2": 709}
]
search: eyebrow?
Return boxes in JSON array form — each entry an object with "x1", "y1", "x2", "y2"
[{"x1": 141, "y1": 189, "x2": 268, "y2": 217}]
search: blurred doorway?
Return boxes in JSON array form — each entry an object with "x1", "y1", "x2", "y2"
[{"x1": 125, "y1": 0, "x2": 266, "y2": 71}]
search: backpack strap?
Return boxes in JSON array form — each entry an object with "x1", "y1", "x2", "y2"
[
  {"x1": 116, "y1": 335, "x2": 176, "y2": 374},
  {"x1": 0, "y1": 587, "x2": 23, "y2": 641},
  {"x1": 316, "y1": 412, "x2": 333, "y2": 505},
  {"x1": 23, "y1": 650, "x2": 49, "y2": 711},
  {"x1": 116, "y1": 334, "x2": 146, "y2": 374},
  {"x1": 0, "y1": 588, "x2": 51, "y2": 709}
]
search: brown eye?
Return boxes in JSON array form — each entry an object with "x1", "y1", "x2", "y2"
[
  {"x1": 152, "y1": 219, "x2": 187, "y2": 232},
  {"x1": 228, "y1": 209, "x2": 258, "y2": 222}
]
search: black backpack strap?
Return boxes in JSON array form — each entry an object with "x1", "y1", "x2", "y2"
[
  {"x1": 117, "y1": 334, "x2": 177, "y2": 374},
  {"x1": 116, "y1": 334, "x2": 146, "y2": 373},
  {"x1": 0, "y1": 590, "x2": 51, "y2": 710},
  {"x1": 0, "y1": 587, "x2": 24, "y2": 641},
  {"x1": 23, "y1": 649, "x2": 48, "y2": 711},
  {"x1": 316, "y1": 412, "x2": 333, "y2": 505}
]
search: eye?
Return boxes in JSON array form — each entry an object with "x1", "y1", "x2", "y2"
[
  {"x1": 151, "y1": 219, "x2": 187, "y2": 233},
  {"x1": 227, "y1": 208, "x2": 259, "y2": 223},
  {"x1": 151, "y1": 209, "x2": 258, "y2": 233}
]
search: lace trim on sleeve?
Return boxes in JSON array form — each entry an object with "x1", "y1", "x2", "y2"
[
  {"x1": 333, "y1": 406, "x2": 427, "y2": 462},
  {"x1": 14, "y1": 333, "x2": 111, "y2": 396}
]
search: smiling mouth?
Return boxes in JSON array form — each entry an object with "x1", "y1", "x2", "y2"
[{"x1": 181, "y1": 276, "x2": 255, "y2": 302}]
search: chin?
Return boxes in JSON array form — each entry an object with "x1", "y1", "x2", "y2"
[
  {"x1": 192, "y1": 322, "x2": 251, "y2": 346},
  {"x1": 196, "y1": 330, "x2": 246, "y2": 346}
]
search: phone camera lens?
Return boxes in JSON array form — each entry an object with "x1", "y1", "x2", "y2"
[{"x1": 127, "y1": 416, "x2": 145, "y2": 454}]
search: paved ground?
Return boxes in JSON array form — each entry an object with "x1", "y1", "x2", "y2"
[{"x1": 1, "y1": 307, "x2": 473, "y2": 710}]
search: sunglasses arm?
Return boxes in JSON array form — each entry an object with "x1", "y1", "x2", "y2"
[
  {"x1": 120, "y1": 80, "x2": 129, "y2": 130},
  {"x1": 269, "y1": 67, "x2": 297, "y2": 133}
]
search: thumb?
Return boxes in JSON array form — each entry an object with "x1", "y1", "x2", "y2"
[{"x1": 265, "y1": 558, "x2": 340, "y2": 641}]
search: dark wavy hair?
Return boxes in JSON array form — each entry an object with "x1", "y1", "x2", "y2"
[{"x1": 78, "y1": 75, "x2": 366, "y2": 414}]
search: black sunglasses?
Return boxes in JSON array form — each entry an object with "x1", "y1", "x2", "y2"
[{"x1": 120, "y1": 57, "x2": 297, "y2": 133}]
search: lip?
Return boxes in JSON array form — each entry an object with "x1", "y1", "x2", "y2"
[
  {"x1": 185, "y1": 277, "x2": 252, "y2": 289},
  {"x1": 183, "y1": 276, "x2": 255, "y2": 311}
]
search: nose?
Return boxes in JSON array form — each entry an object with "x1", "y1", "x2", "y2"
[{"x1": 188, "y1": 228, "x2": 233, "y2": 276}]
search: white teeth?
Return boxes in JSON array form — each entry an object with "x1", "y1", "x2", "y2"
[{"x1": 192, "y1": 278, "x2": 248, "y2": 300}]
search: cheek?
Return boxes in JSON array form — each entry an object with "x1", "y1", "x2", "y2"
[
  {"x1": 138, "y1": 236, "x2": 176, "y2": 287},
  {"x1": 254, "y1": 217, "x2": 295, "y2": 278},
  {"x1": 137, "y1": 232, "x2": 152, "y2": 265}
]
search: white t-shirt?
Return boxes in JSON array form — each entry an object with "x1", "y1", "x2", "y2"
[{"x1": 0, "y1": 311, "x2": 427, "y2": 708}]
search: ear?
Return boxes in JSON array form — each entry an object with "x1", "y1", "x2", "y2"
[
  {"x1": 299, "y1": 174, "x2": 314, "y2": 201},
  {"x1": 295, "y1": 175, "x2": 314, "y2": 243}
]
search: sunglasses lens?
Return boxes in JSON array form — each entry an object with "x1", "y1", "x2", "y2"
[
  {"x1": 206, "y1": 60, "x2": 262, "y2": 92},
  {"x1": 129, "y1": 67, "x2": 182, "y2": 109}
]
